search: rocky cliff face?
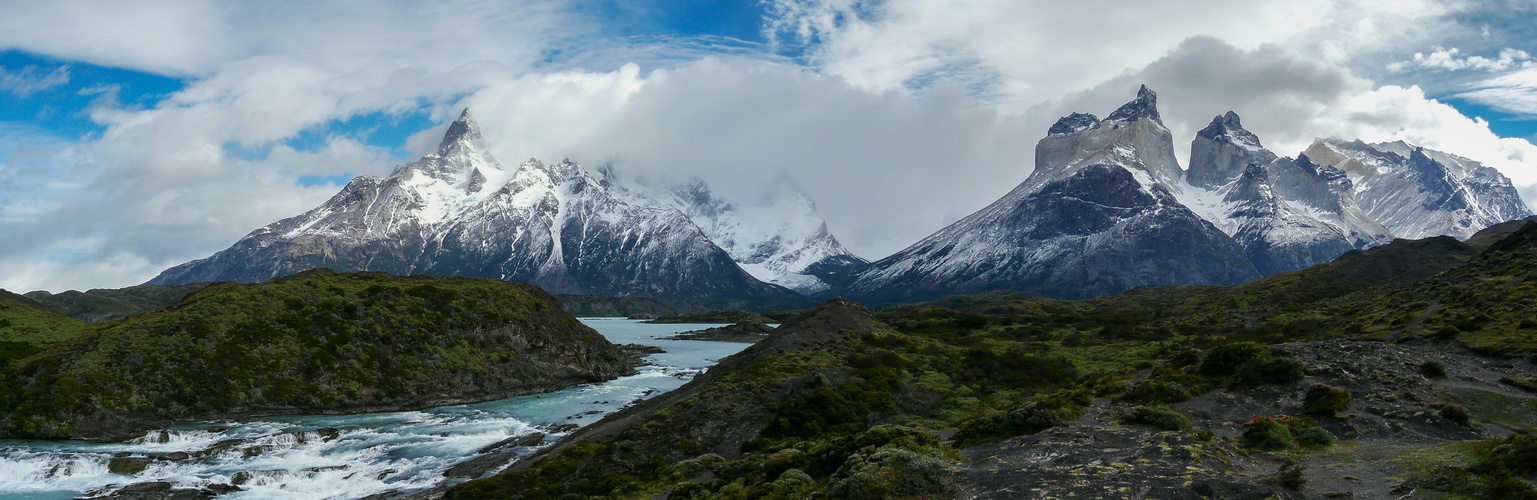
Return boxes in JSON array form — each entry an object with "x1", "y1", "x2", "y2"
[
  {"x1": 1303, "y1": 139, "x2": 1531, "y2": 240},
  {"x1": 847, "y1": 87, "x2": 1259, "y2": 304},
  {"x1": 1186, "y1": 111, "x2": 1275, "y2": 190},
  {"x1": 1180, "y1": 112, "x2": 1386, "y2": 275},
  {"x1": 1220, "y1": 163, "x2": 1356, "y2": 275},
  {"x1": 148, "y1": 110, "x2": 798, "y2": 303}
]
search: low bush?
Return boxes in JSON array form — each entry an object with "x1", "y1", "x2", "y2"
[
  {"x1": 1420, "y1": 360, "x2": 1448, "y2": 379},
  {"x1": 1120, "y1": 405, "x2": 1191, "y2": 431},
  {"x1": 1007, "y1": 401, "x2": 1062, "y2": 429},
  {"x1": 1236, "y1": 356, "x2": 1306, "y2": 385},
  {"x1": 1294, "y1": 426, "x2": 1335, "y2": 447},
  {"x1": 826, "y1": 446, "x2": 956, "y2": 500},
  {"x1": 1118, "y1": 379, "x2": 1195, "y2": 404},
  {"x1": 953, "y1": 389, "x2": 1091, "y2": 446},
  {"x1": 1269, "y1": 460, "x2": 1307, "y2": 490},
  {"x1": 1437, "y1": 403, "x2": 1472, "y2": 426},
  {"x1": 1242, "y1": 416, "x2": 1295, "y2": 450},
  {"x1": 1302, "y1": 384, "x2": 1351, "y2": 416},
  {"x1": 1198, "y1": 342, "x2": 1266, "y2": 377}
]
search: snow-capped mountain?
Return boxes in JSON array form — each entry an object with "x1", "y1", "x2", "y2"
[
  {"x1": 648, "y1": 175, "x2": 868, "y2": 295},
  {"x1": 1178, "y1": 112, "x2": 1388, "y2": 274},
  {"x1": 1208, "y1": 162, "x2": 1355, "y2": 275},
  {"x1": 1303, "y1": 139, "x2": 1532, "y2": 240},
  {"x1": 845, "y1": 86, "x2": 1260, "y2": 303},
  {"x1": 149, "y1": 110, "x2": 798, "y2": 302}
]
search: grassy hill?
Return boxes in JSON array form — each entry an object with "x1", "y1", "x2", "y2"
[
  {"x1": 24, "y1": 283, "x2": 212, "y2": 322},
  {"x1": 440, "y1": 221, "x2": 1537, "y2": 499},
  {"x1": 0, "y1": 270, "x2": 639, "y2": 440}
]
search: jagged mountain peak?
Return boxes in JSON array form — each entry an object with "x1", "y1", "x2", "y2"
[
  {"x1": 1196, "y1": 111, "x2": 1262, "y2": 151},
  {"x1": 1104, "y1": 84, "x2": 1162, "y2": 125},
  {"x1": 1048, "y1": 112, "x2": 1100, "y2": 136},
  {"x1": 1303, "y1": 138, "x2": 1532, "y2": 240},
  {"x1": 1224, "y1": 162, "x2": 1274, "y2": 205},
  {"x1": 391, "y1": 109, "x2": 505, "y2": 190},
  {"x1": 1031, "y1": 85, "x2": 1182, "y2": 194},
  {"x1": 1292, "y1": 154, "x2": 1349, "y2": 184},
  {"x1": 438, "y1": 108, "x2": 483, "y2": 151}
]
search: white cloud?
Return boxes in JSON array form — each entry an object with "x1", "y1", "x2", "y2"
[
  {"x1": 3, "y1": 0, "x2": 1537, "y2": 294},
  {"x1": 1388, "y1": 47, "x2": 1535, "y2": 73},
  {"x1": 763, "y1": 0, "x2": 1458, "y2": 104},
  {"x1": 1058, "y1": 38, "x2": 1537, "y2": 204},
  {"x1": 0, "y1": 65, "x2": 69, "y2": 97},
  {"x1": 1456, "y1": 69, "x2": 1537, "y2": 116},
  {"x1": 516, "y1": 59, "x2": 1038, "y2": 258}
]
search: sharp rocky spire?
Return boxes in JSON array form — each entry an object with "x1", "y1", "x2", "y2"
[
  {"x1": 1105, "y1": 84, "x2": 1162, "y2": 124},
  {"x1": 438, "y1": 108, "x2": 483, "y2": 151}
]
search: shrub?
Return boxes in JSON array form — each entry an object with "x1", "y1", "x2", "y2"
[
  {"x1": 1007, "y1": 401, "x2": 1062, "y2": 429},
  {"x1": 953, "y1": 390, "x2": 1090, "y2": 446},
  {"x1": 1198, "y1": 342, "x2": 1266, "y2": 377},
  {"x1": 1167, "y1": 349, "x2": 1202, "y2": 368},
  {"x1": 1121, "y1": 405, "x2": 1191, "y2": 431},
  {"x1": 1242, "y1": 416, "x2": 1295, "y2": 449},
  {"x1": 1302, "y1": 384, "x2": 1351, "y2": 416},
  {"x1": 776, "y1": 468, "x2": 812, "y2": 484},
  {"x1": 1438, "y1": 403, "x2": 1472, "y2": 426},
  {"x1": 673, "y1": 453, "x2": 726, "y2": 477},
  {"x1": 1294, "y1": 426, "x2": 1335, "y2": 447},
  {"x1": 1269, "y1": 460, "x2": 1307, "y2": 490},
  {"x1": 1119, "y1": 380, "x2": 1193, "y2": 404},
  {"x1": 1237, "y1": 356, "x2": 1307, "y2": 385},
  {"x1": 826, "y1": 446, "x2": 956, "y2": 500},
  {"x1": 1420, "y1": 360, "x2": 1448, "y2": 379}
]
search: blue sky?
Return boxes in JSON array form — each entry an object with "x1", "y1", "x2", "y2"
[
  {"x1": 0, "y1": 1, "x2": 783, "y2": 186},
  {"x1": 4, "y1": 0, "x2": 1537, "y2": 292}
]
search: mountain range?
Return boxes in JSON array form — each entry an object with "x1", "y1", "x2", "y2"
[
  {"x1": 842, "y1": 86, "x2": 1529, "y2": 303},
  {"x1": 148, "y1": 89, "x2": 1532, "y2": 304},
  {"x1": 148, "y1": 110, "x2": 857, "y2": 302}
]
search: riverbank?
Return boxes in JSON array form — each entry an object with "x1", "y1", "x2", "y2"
[{"x1": 0, "y1": 319, "x2": 749, "y2": 499}]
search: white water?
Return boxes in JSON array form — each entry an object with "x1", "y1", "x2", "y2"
[{"x1": 0, "y1": 319, "x2": 751, "y2": 499}]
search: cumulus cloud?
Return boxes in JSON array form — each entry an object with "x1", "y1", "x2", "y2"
[
  {"x1": 529, "y1": 59, "x2": 1038, "y2": 257},
  {"x1": 1388, "y1": 47, "x2": 1535, "y2": 73},
  {"x1": 3, "y1": 0, "x2": 1537, "y2": 294},
  {"x1": 763, "y1": 0, "x2": 1458, "y2": 103},
  {"x1": 0, "y1": 0, "x2": 585, "y2": 292}
]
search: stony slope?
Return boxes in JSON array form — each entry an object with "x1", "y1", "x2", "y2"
[
  {"x1": 149, "y1": 110, "x2": 798, "y2": 303},
  {"x1": 0, "y1": 270, "x2": 638, "y2": 440}
]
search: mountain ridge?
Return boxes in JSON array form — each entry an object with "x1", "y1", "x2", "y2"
[{"x1": 148, "y1": 111, "x2": 810, "y2": 303}]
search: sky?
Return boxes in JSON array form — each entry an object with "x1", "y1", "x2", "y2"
[{"x1": 5, "y1": 0, "x2": 1537, "y2": 292}]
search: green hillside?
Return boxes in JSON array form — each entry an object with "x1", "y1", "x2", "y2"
[{"x1": 0, "y1": 270, "x2": 638, "y2": 440}]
